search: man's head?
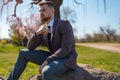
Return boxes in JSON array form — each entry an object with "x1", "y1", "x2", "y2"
[{"x1": 38, "y1": 1, "x2": 55, "y2": 23}]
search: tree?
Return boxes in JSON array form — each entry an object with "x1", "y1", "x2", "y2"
[
  {"x1": 78, "y1": 25, "x2": 118, "y2": 43},
  {"x1": 8, "y1": 14, "x2": 40, "y2": 46},
  {"x1": 99, "y1": 26, "x2": 116, "y2": 42},
  {"x1": 0, "y1": 0, "x2": 107, "y2": 19},
  {"x1": 45, "y1": 0, "x2": 63, "y2": 19},
  {"x1": 0, "y1": 0, "x2": 63, "y2": 19},
  {"x1": 62, "y1": 6, "x2": 76, "y2": 23}
]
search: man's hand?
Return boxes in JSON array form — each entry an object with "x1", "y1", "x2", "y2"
[
  {"x1": 39, "y1": 61, "x2": 48, "y2": 74},
  {"x1": 36, "y1": 25, "x2": 49, "y2": 36}
]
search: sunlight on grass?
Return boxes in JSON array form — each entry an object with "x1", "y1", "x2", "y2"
[
  {"x1": 0, "y1": 44, "x2": 120, "y2": 79},
  {"x1": 76, "y1": 45, "x2": 120, "y2": 73}
]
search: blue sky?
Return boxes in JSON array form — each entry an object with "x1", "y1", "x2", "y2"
[
  {"x1": 62, "y1": 0, "x2": 120, "y2": 38},
  {"x1": 0, "y1": 0, "x2": 120, "y2": 39}
]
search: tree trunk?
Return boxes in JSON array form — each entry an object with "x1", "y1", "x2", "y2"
[{"x1": 46, "y1": 0, "x2": 63, "y2": 19}]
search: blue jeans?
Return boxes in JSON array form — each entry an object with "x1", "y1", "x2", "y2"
[{"x1": 7, "y1": 49, "x2": 68, "y2": 80}]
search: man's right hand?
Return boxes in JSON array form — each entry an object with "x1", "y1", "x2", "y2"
[{"x1": 36, "y1": 25, "x2": 49, "y2": 36}]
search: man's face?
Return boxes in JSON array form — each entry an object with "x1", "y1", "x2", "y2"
[{"x1": 39, "y1": 4, "x2": 52, "y2": 22}]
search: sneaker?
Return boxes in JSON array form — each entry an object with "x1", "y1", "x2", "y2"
[
  {"x1": 0, "y1": 76, "x2": 5, "y2": 80},
  {"x1": 29, "y1": 74, "x2": 42, "y2": 80},
  {"x1": 37, "y1": 74, "x2": 42, "y2": 80}
]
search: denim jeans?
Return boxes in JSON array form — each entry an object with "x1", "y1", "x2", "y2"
[{"x1": 7, "y1": 49, "x2": 68, "y2": 80}]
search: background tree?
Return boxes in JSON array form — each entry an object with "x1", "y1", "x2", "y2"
[
  {"x1": 62, "y1": 6, "x2": 76, "y2": 23},
  {"x1": 99, "y1": 25, "x2": 116, "y2": 42},
  {"x1": 0, "y1": 0, "x2": 107, "y2": 18},
  {"x1": 61, "y1": 6, "x2": 77, "y2": 34},
  {"x1": 45, "y1": 0, "x2": 63, "y2": 19},
  {"x1": 8, "y1": 14, "x2": 40, "y2": 46},
  {"x1": 78, "y1": 25, "x2": 120, "y2": 43}
]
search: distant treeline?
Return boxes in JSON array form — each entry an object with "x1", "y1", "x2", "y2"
[{"x1": 75, "y1": 26, "x2": 120, "y2": 43}]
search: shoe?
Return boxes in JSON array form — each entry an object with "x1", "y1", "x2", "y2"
[
  {"x1": 29, "y1": 74, "x2": 42, "y2": 80},
  {"x1": 37, "y1": 74, "x2": 42, "y2": 80},
  {"x1": 0, "y1": 76, "x2": 5, "y2": 80}
]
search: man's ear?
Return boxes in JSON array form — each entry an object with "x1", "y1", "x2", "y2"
[{"x1": 51, "y1": 8, "x2": 55, "y2": 14}]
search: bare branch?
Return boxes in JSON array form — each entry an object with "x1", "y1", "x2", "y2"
[
  {"x1": 97, "y1": 0, "x2": 107, "y2": 13},
  {"x1": 16, "y1": 0, "x2": 23, "y2": 4},
  {"x1": 74, "y1": 0, "x2": 84, "y2": 6},
  {"x1": 0, "y1": 0, "x2": 13, "y2": 20},
  {"x1": 73, "y1": 0, "x2": 86, "y2": 18},
  {"x1": 103, "y1": 0, "x2": 107, "y2": 13},
  {"x1": 13, "y1": 3, "x2": 18, "y2": 17},
  {"x1": 97, "y1": 0, "x2": 99, "y2": 13}
]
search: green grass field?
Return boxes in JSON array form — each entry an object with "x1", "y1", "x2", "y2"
[{"x1": 0, "y1": 44, "x2": 120, "y2": 80}]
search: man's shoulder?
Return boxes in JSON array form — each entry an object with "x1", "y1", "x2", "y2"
[
  {"x1": 54, "y1": 18, "x2": 68, "y2": 22},
  {"x1": 55, "y1": 18, "x2": 69, "y2": 25},
  {"x1": 58, "y1": 19, "x2": 69, "y2": 22}
]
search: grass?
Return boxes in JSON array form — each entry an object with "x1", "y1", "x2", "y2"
[
  {"x1": 0, "y1": 44, "x2": 120, "y2": 80},
  {"x1": 76, "y1": 45, "x2": 120, "y2": 73}
]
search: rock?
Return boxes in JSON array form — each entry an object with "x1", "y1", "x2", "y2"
[
  {"x1": 29, "y1": 64, "x2": 120, "y2": 80},
  {"x1": 80, "y1": 64, "x2": 120, "y2": 80}
]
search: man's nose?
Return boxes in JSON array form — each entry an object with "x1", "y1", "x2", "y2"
[{"x1": 40, "y1": 12, "x2": 43, "y2": 16}]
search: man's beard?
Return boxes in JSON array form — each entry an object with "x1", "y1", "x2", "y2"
[{"x1": 41, "y1": 16, "x2": 51, "y2": 22}]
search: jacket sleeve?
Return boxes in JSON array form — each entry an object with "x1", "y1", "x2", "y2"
[
  {"x1": 46, "y1": 21, "x2": 74, "y2": 63},
  {"x1": 27, "y1": 33, "x2": 44, "y2": 50}
]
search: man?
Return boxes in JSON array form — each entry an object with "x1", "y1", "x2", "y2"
[{"x1": 8, "y1": 1, "x2": 77, "y2": 80}]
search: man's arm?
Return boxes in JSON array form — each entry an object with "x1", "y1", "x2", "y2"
[
  {"x1": 27, "y1": 33, "x2": 44, "y2": 50},
  {"x1": 27, "y1": 25, "x2": 50, "y2": 50}
]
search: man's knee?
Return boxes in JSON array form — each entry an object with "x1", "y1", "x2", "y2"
[
  {"x1": 19, "y1": 49, "x2": 28, "y2": 55},
  {"x1": 18, "y1": 49, "x2": 30, "y2": 58},
  {"x1": 42, "y1": 65, "x2": 55, "y2": 77}
]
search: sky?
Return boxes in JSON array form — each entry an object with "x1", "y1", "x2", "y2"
[{"x1": 0, "y1": 0, "x2": 120, "y2": 39}]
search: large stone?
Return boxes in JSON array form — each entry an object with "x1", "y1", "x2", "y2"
[
  {"x1": 29, "y1": 64, "x2": 120, "y2": 80},
  {"x1": 80, "y1": 64, "x2": 120, "y2": 80}
]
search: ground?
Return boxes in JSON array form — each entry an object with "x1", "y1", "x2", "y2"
[{"x1": 77, "y1": 43, "x2": 120, "y2": 53}]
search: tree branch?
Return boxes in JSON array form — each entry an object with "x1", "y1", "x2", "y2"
[
  {"x1": 103, "y1": 0, "x2": 106, "y2": 13},
  {"x1": 0, "y1": 0, "x2": 13, "y2": 20}
]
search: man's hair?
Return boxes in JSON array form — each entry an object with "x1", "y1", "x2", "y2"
[{"x1": 38, "y1": 1, "x2": 54, "y2": 8}]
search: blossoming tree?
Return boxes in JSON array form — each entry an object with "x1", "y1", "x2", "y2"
[{"x1": 8, "y1": 14, "x2": 40, "y2": 46}]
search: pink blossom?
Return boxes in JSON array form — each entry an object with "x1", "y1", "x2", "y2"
[{"x1": 8, "y1": 14, "x2": 40, "y2": 39}]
